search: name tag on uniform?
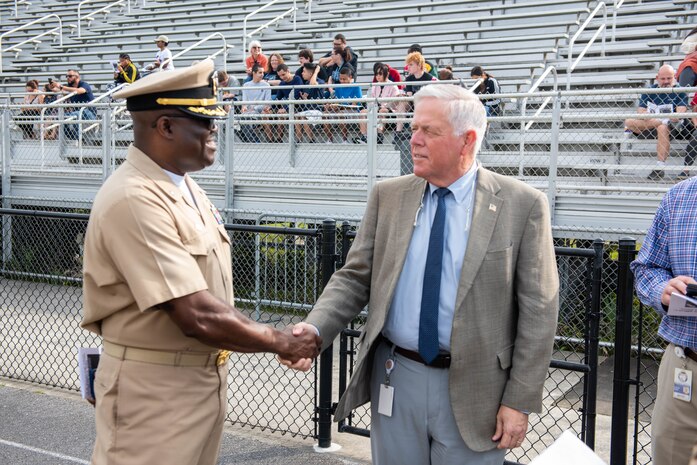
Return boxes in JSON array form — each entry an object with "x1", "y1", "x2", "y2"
[{"x1": 674, "y1": 368, "x2": 692, "y2": 402}]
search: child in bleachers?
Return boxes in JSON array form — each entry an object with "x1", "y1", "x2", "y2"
[{"x1": 323, "y1": 67, "x2": 362, "y2": 143}]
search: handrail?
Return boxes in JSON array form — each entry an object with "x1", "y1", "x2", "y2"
[
  {"x1": 160, "y1": 32, "x2": 231, "y2": 73},
  {"x1": 38, "y1": 91, "x2": 77, "y2": 169},
  {"x1": 612, "y1": 0, "x2": 643, "y2": 42},
  {"x1": 77, "y1": 0, "x2": 130, "y2": 38},
  {"x1": 468, "y1": 78, "x2": 483, "y2": 92},
  {"x1": 79, "y1": 83, "x2": 128, "y2": 137},
  {"x1": 305, "y1": 0, "x2": 313, "y2": 23},
  {"x1": 567, "y1": 2, "x2": 606, "y2": 92},
  {"x1": 242, "y1": 0, "x2": 296, "y2": 65},
  {"x1": 0, "y1": 14, "x2": 63, "y2": 74},
  {"x1": 12, "y1": 0, "x2": 30, "y2": 17},
  {"x1": 519, "y1": 66, "x2": 557, "y2": 174}
]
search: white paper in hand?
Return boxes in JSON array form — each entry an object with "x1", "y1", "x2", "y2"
[
  {"x1": 668, "y1": 292, "x2": 697, "y2": 317},
  {"x1": 530, "y1": 430, "x2": 607, "y2": 465}
]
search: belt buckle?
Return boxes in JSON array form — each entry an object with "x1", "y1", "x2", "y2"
[{"x1": 216, "y1": 350, "x2": 231, "y2": 366}]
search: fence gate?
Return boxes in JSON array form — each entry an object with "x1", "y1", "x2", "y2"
[{"x1": 329, "y1": 238, "x2": 604, "y2": 464}]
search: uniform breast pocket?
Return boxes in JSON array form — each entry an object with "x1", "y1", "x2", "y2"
[{"x1": 183, "y1": 231, "x2": 215, "y2": 257}]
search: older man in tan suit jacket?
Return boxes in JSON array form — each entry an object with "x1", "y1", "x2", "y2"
[{"x1": 283, "y1": 84, "x2": 559, "y2": 464}]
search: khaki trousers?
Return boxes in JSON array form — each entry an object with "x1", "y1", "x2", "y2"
[
  {"x1": 652, "y1": 344, "x2": 697, "y2": 465},
  {"x1": 91, "y1": 353, "x2": 227, "y2": 465}
]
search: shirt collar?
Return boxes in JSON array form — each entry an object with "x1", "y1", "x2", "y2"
[{"x1": 427, "y1": 161, "x2": 479, "y2": 205}]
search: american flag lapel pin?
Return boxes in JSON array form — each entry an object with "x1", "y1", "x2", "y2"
[{"x1": 489, "y1": 204, "x2": 497, "y2": 212}]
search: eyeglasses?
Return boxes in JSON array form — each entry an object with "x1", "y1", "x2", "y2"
[
  {"x1": 332, "y1": 42, "x2": 342, "y2": 47},
  {"x1": 152, "y1": 114, "x2": 217, "y2": 131},
  {"x1": 66, "y1": 74, "x2": 77, "y2": 78}
]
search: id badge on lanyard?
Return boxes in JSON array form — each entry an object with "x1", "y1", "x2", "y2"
[{"x1": 378, "y1": 347, "x2": 396, "y2": 417}]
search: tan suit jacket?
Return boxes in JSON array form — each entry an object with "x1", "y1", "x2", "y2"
[{"x1": 306, "y1": 168, "x2": 559, "y2": 452}]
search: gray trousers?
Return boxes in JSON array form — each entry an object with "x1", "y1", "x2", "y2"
[{"x1": 370, "y1": 341, "x2": 507, "y2": 465}]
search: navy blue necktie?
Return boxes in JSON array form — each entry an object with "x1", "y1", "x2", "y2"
[{"x1": 418, "y1": 187, "x2": 450, "y2": 364}]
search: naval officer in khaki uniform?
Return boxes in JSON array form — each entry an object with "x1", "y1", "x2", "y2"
[{"x1": 81, "y1": 59, "x2": 321, "y2": 465}]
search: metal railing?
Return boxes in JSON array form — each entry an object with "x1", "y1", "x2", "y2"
[
  {"x1": 0, "y1": 13, "x2": 63, "y2": 74},
  {"x1": 242, "y1": 0, "x2": 296, "y2": 65},
  {"x1": 519, "y1": 65, "x2": 558, "y2": 180},
  {"x1": 76, "y1": 0, "x2": 131, "y2": 38},
  {"x1": 612, "y1": 0, "x2": 643, "y2": 42},
  {"x1": 38, "y1": 91, "x2": 76, "y2": 169},
  {"x1": 160, "y1": 32, "x2": 231, "y2": 73},
  {"x1": 567, "y1": 1, "x2": 607, "y2": 92}
]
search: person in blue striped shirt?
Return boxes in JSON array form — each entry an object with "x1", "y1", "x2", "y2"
[{"x1": 631, "y1": 177, "x2": 697, "y2": 465}]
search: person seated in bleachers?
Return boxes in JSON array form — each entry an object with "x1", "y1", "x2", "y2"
[
  {"x1": 145, "y1": 35, "x2": 175, "y2": 72},
  {"x1": 680, "y1": 92, "x2": 697, "y2": 180},
  {"x1": 677, "y1": 26, "x2": 697, "y2": 87},
  {"x1": 403, "y1": 44, "x2": 437, "y2": 79},
  {"x1": 318, "y1": 34, "x2": 358, "y2": 78},
  {"x1": 392, "y1": 52, "x2": 437, "y2": 138},
  {"x1": 323, "y1": 67, "x2": 362, "y2": 144},
  {"x1": 357, "y1": 63, "x2": 401, "y2": 144},
  {"x1": 240, "y1": 64, "x2": 272, "y2": 143},
  {"x1": 263, "y1": 53, "x2": 285, "y2": 100},
  {"x1": 42, "y1": 80, "x2": 60, "y2": 140},
  {"x1": 295, "y1": 48, "x2": 328, "y2": 84},
  {"x1": 624, "y1": 65, "x2": 691, "y2": 180},
  {"x1": 114, "y1": 53, "x2": 140, "y2": 86},
  {"x1": 217, "y1": 70, "x2": 239, "y2": 105},
  {"x1": 295, "y1": 62, "x2": 326, "y2": 143},
  {"x1": 262, "y1": 63, "x2": 302, "y2": 142},
  {"x1": 245, "y1": 40, "x2": 268, "y2": 82},
  {"x1": 326, "y1": 47, "x2": 356, "y2": 88},
  {"x1": 371, "y1": 61, "x2": 403, "y2": 90},
  {"x1": 17, "y1": 80, "x2": 44, "y2": 139},
  {"x1": 59, "y1": 69, "x2": 96, "y2": 140},
  {"x1": 438, "y1": 66, "x2": 454, "y2": 81},
  {"x1": 470, "y1": 66, "x2": 502, "y2": 117}
]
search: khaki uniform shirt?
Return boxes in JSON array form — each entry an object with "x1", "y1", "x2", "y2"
[{"x1": 81, "y1": 145, "x2": 233, "y2": 352}]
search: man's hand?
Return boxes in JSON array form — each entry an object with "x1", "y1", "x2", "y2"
[
  {"x1": 277, "y1": 322, "x2": 319, "y2": 371},
  {"x1": 661, "y1": 275, "x2": 697, "y2": 307},
  {"x1": 492, "y1": 405, "x2": 528, "y2": 449}
]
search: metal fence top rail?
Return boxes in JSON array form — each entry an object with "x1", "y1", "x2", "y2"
[
  {"x1": 3, "y1": 85, "x2": 696, "y2": 110},
  {"x1": 0, "y1": 208, "x2": 323, "y2": 237}
]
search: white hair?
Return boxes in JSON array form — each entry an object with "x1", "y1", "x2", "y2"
[
  {"x1": 413, "y1": 84, "x2": 487, "y2": 156},
  {"x1": 249, "y1": 40, "x2": 262, "y2": 50}
]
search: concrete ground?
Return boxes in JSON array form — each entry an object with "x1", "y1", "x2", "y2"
[{"x1": 0, "y1": 378, "x2": 371, "y2": 465}]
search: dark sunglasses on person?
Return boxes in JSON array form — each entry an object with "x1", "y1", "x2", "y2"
[{"x1": 152, "y1": 114, "x2": 217, "y2": 131}]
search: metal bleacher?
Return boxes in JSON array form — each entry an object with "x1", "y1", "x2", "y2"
[{"x1": 0, "y1": 0, "x2": 695, "y2": 237}]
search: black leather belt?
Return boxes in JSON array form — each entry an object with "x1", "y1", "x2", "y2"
[
  {"x1": 685, "y1": 347, "x2": 697, "y2": 363},
  {"x1": 383, "y1": 337, "x2": 451, "y2": 368}
]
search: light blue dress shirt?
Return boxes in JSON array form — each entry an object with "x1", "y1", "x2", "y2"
[{"x1": 383, "y1": 163, "x2": 479, "y2": 352}]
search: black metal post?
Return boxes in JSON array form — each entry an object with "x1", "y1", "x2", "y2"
[
  {"x1": 583, "y1": 238, "x2": 604, "y2": 449},
  {"x1": 610, "y1": 237, "x2": 637, "y2": 465},
  {"x1": 317, "y1": 219, "x2": 337, "y2": 449}
]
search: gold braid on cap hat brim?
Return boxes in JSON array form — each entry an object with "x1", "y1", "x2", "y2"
[
  {"x1": 186, "y1": 106, "x2": 228, "y2": 116},
  {"x1": 156, "y1": 97, "x2": 218, "y2": 106}
]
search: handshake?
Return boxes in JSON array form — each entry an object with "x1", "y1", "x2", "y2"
[{"x1": 277, "y1": 322, "x2": 321, "y2": 372}]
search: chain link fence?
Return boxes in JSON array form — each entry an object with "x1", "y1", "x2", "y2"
[
  {"x1": 0, "y1": 206, "x2": 326, "y2": 439},
  {"x1": 3, "y1": 85, "x2": 695, "y2": 240}
]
